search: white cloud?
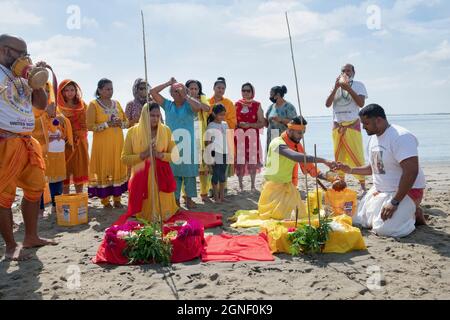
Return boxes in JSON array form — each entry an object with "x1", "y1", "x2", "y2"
[
  {"x1": 0, "y1": 1, "x2": 42, "y2": 27},
  {"x1": 348, "y1": 51, "x2": 361, "y2": 59},
  {"x1": 228, "y1": 3, "x2": 365, "y2": 44},
  {"x1": 403, "y1": 40, "x2": 450, "y2": 64},
  {"x1": 29, "y1": 35, "x2": 96, "y2": 75},
  {"x1": 323, "y1": 30, "x2": 344, "y2": 44},
  {"x1": 82, "y1": 17, "x2": 100, "y2": 29},
  {"x1": 112, "y1": 21, "x2": 127, "y2": 28}
]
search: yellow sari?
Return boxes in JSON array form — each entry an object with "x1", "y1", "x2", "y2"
[{"x1": 121, "y1": 104, "x2": 179, "y2": 222}]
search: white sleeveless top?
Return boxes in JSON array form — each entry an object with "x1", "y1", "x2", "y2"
[
  {"x1": 332, "y1": 80, "x2": 368, "y2": 123},
  {"x1": 0, "y1": 64, "x2": 34, "y2": 133}
]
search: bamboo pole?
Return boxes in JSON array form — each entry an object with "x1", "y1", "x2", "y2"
[
  {"x1": 141, "y1": 10, "x2": 164, "y2": 238},
  {"x1": 285, "y1": 12, "x2": 311, "y2": 226}
]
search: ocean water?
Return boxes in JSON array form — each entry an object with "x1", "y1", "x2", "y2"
[{"x1": 88, "y1": 114, "x2": 450, "y2": 164}]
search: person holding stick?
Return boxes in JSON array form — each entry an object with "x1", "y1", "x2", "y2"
[{"x1": 259, "y1": 117, "x2": 336, "y2": 220}]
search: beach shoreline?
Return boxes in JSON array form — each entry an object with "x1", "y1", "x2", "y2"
[{"x1": 1, "y1": 162, "x2": 449, "y2": 300}]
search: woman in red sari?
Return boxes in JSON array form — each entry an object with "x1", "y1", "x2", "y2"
[{"x1": 235, "y1": 83, "x2": 265, "y2": 192}]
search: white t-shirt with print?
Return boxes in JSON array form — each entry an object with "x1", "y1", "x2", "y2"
[
  {"x1": 368, "y1": 124, "x2": 426, "y2": 193},
  {"x1": 0, "y1": 65, "x2": 34, "y2": 133},
  {"x1": 333, "y1": 80, "x2": 368, "y2": 123},
  {"x1": 205, "y1": 121, "x2": 229, "y2": 155},
  {"x1": 48, "y1": 129, "x2": 66, "y2": 153}
]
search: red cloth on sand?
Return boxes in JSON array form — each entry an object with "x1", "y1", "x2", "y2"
[
  {"x1": 201, "y1": 233, "x2": 274, "y2": 262},
  {"x1": 166, "y1": 210, "x2": 223, "y2": 229},
  {"x1": 114, "y1": 158, "x2": 176, "y2": 226}
]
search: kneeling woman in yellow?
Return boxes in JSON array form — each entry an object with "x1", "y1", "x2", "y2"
[
  {"x1": 121, "y1": 103, "x2": 180, "y2": 223},
  {"x1": 87, "y1": 79, "x2": 128, "y2": 209}
]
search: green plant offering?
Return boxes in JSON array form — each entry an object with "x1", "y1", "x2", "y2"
[
  {"x1": 123, "y1": 220, "x2": 172, "y2": 266},
  {"x1": 288, "y1": 209, "x2": 333, "y2": 255}
]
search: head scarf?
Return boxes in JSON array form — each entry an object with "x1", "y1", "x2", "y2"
[
  {"x1": 57, "y1": 79, "x2": 84, "y2": 111},
  {"x1": 238, "y1": 83, "x2": 255, "y2": 104},
  {"x1": 132, "y1": 78, "x2": 151, "y2": 105}
]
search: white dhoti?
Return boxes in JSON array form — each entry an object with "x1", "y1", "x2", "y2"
[{"x1": 353, "y1": 187, "x2": 416, "y2": 238}]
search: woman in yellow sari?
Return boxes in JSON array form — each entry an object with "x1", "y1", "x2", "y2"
[
  {"x1": 121, "y1": 103, "x2": 179, "y2": 222},
  {"x1": 87, "y1": 79, "x2": 128, "y2": 208}
]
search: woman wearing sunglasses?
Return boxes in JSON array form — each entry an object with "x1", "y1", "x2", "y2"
[{"x1": 235, "y1": 83, "x2": 265, "y2": 192}]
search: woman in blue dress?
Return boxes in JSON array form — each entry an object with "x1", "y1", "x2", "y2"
[
  {"x1": 151, "y1": 77, "x2": 210, "y2": 208},
  {"x1": 265, "y1": 85, "x2": 298, "y2": 152}
]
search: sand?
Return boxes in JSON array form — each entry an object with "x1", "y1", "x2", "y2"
[{"x1": 1, "y1": 162, "x2": 449, "y2": 300}]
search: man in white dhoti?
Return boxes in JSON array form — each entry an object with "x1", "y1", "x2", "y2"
[{"x1": 337, "y1": 104, "x2": 426, "y2": 238}]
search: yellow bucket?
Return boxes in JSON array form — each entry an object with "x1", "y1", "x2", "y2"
[
  {"x1": 55, "y1": 193, "x2": 89, "y2": 226},
  {"x1": 325, "y1": 188, "x2": 358, "y2": 217}
]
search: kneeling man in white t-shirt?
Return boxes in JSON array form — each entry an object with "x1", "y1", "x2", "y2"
[{"x1": 337, "y1": 104, "x2": 426, "y2": 238}]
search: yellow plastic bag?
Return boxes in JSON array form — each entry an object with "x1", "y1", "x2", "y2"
[
  {"x1": 260, "y1": 215, "x2": 366, "y2": 254},
  {"x1": 307, "y1": 189, "x2": 324, "y2": 215},
  {"x1": 325, "y1": 188, "x2": 358, "y2": 216}
]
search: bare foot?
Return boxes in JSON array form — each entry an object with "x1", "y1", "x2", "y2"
[
  {"x1": 103, "y1": 203, "x2": 113, "y2": 209},
  {"x1": 5, "y1": 244, "x2": 32, "y2": 261},
  {"x1": 202, "y1": 196, "x2": 212, "y2": 203},
  {"x1": 215, "y1": 199, "x2": 223, "y2": 204},
  {"x1": 186, "y1": 199, "x2": 197, "y2": 209},
  {"x1": 23, "y1": 237, "x2": 58, "y2": 249},
  {"x1": 113, "y1": 202, "x2": 124, "y2": 209},
  {"x1": 415, "y1": 208, "x2": 427, "y2": 226},
  {"x1": 251, "y1": 188, "x2": 258, "y2": 193}
]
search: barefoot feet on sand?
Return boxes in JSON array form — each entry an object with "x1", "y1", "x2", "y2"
[
  {"x1": 23, "y1": 237, "x2": 58, "y2": 249},
  {"x1": 4, "y1": 244, "x2": 32, "y2": 261},
  {"x1": 186, "y1": 199, "x2": 197, "y2": 209},
  {"x1": 114, "y1": 202, "x2": 124, "y2": 209},
  {"x1": 202, "y1": 196, "x2": 212, "y2": 203},
  {"x1": 415, "y1": 208, "x2": 427, "y2": 226}
]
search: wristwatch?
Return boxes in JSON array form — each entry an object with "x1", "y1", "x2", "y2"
[{"x1": 390, "y1": 199, "x2": 400, "y2": 207}]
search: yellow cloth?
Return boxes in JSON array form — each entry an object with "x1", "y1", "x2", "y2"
[
  {"x1": 32, "y1": 107, "x2": 73, "y2": 182},
  {"x1": 208, "y1": 96, "x2": 237, "y2": 129},
  {"x1": 46, "y1": 152, "x2": 66, "y2": 183},
  {"x1": 121, "y1": 104, "x2": 179, "y2": 222},
  {"x1": 87, "y1": 100, "x2": 128, "y2": 190},
  {"x1": 231, "y1": 210, "x2": 269, "y2": 228},
  {"x1": 198, "y1": 95, "x2": 212, "y2": 195},
  {"x1": 332, "y1": 121, "x2": 365, "y2": 182},
  {"x1": 258, "y1": 180, "x2": 306, "y2": 220},
  {"x1": 231, "y1": 181, "x2": 307, "y2": 228},
  {"x1": 32, "y1": 110, "x2": 73, "y2": 155},
  {"x1": 260, "y1": 215, "x2": 367, "y2": 254}
]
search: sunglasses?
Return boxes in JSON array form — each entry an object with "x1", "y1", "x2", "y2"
[
  {"x1": 138, "y1": 87, "x2": 147, "y2": 91},
  {"x1": 4, "y1": 45, "x2": 29, "y2": 57},
  {"x1": 341, "y1": 69, "x2": 352, "y2": 73}
]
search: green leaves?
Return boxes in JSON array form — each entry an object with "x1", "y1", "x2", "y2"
[
  {"x1": 288, "y1": 218, "x2": 333, "y2": 255},
  {"x1": 122, "y1": 220, "x2": 172, "y2": 266}
]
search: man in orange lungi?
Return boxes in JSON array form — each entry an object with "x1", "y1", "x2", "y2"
[{"x1": 0, "y1": 34, "x2": 57, "y2": 261}]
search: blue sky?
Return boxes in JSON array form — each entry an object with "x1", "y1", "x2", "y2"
[{"x1": 2, "y1": 0, "x2": 450, "y2": 116}]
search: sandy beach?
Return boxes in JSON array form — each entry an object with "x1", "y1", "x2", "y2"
[{"x1": 0, "y1": 162, "x2": 449, "y2": 300}]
